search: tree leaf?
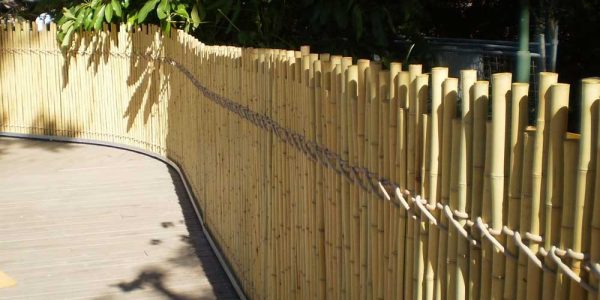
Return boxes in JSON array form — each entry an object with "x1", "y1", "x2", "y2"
[
  {"x1": 157, "y1": 0, "x2": 170, "y2": 19},
  {"x1": 60, "y1": 20, "x2": 74, "y2": 32},
  {"x1": 191, "y1": 4, "x2": 201, "y2": 28},
  {"x1": 138, "y1": 0, "x2": 160, "y2": 23},
  {"x1": 84, "y1": 8, "x2": 94, "y2": 30},
  {"x1": 74, "y1": 9, "x2": 86, "y2": 28},
  {"x1": 61, "y1": 26, "x2": 75, "y2": 48},
  {"x1": 105, "y1": 3, "x2": 113, "y2": 23},
  {"x1": 93, "y1": 4, "x2": 106, "y2": 31},
  {"x1": 157, "y1": 5, "x2": 167, "y2": 19},
  {"x1": 176, "y1": 4, "x2": 189, "y2": 19},
  {"x1": 127, "y1": 12, "x2": 138, "y2": 27},
  {"x1": 112, "y1": 0, "x2": 123, "y2": 18},
  {"x1": 62, "y1": 7, "x2": 76, "y2": 20}
]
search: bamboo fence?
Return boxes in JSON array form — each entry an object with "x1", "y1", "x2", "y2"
[{"x1": 2, "y1": 23, "x2": 600, "y2": 299}]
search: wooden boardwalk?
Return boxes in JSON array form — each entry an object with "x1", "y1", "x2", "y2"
[{"x1": 0, "y1": 137, "x2": 239, "y2": 300}]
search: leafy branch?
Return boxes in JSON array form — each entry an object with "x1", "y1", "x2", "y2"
[{"x1": 57, "y1": 0, "x2": 201, "y2": 48}]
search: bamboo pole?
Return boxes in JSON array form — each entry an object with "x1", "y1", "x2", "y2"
[
  {"x1": 504, "y1": 82, "x2": 529, "y2": 300},
  {"x1": 346, "y1": 64, "x2": 361, "y2": 300},
  {"x1": 341, "y1": 56, "x2": 353, "y2": 300},
  {"x1": 516, "y1": 127, "x2": 537, "y2": 300},
  {"x1": 438, "y1": 77, "x2": 458, "y2": 300},
  {"x1": 447, "y1": 118, "x2": 461, "y2": 300},
  {"x1": 396, "y1": 71, "x2": 412, "y2": 300},
  {"x1": 457, "y1": 70, "x2": 477, "y2": 300},
  {"x1": 552, "y1": 133, "x2": 579, "y2": 299},
  {"x1": 356, "y1": 59, "x2": 370, "y2": 300},
  {"x1": 395, "y1": 110, "x2": 408, "y2": 300},
  {"x1": 328, "y1": 58, "x2": 338, "y2": 300},
  {"x1": 427, "y1": 67, "x2": 448, "y2": 300},
  {"x1": 418, "y1": 73, "x2": 429, "y2": 198},
  {"x1": 388, "y1": 62, "x2": 403, "y2": 300},
  {"x1": 408, "y1": 64, "x2": 423, "y2": 192},
  {"x1": 414, "y1": 73, "x2": 430, "y2": 300},
  {"x1": 481, "y1": 120, "x2": 494, "y2": 300},
  {"x1": 366, "y1": 62, "x2": 381, "y2": 300},
  {"x1": 469, "y1": 80, "x2": 489, "y2": 300},
  {"x1": 527, "y1": 72, "x2": 559, "y2": 299},
  {"x1": 490, "y1": 72, "x2": 512, "y2": 300},
  {"x1": 399, "y1": 71, "x2": 410, "y2": 188},
  {"x1": 541, "y1": 83, "x2": 570, "y2": 300},
  {"x1": 570, "y1": 78, "x2": 600, "y2": 299},
  {"x1": 587, "y1": 78, "x2": 600, "y2": 300},
  {"x1": 417, "y1": 112, "x2": 431, "y2": 300},
  {"x1": 376, "y1": 70, "x2": 389, "y2": 300}
]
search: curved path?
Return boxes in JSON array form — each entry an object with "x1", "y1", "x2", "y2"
[{"x1": 0, "y1": 137, "x2": 239, "y2": 299}]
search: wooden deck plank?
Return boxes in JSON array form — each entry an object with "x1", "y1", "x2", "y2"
[{"x1": 0, "y1": 137, "x2": 239, "y2": 300}]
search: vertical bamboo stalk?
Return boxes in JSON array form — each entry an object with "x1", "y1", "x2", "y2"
[
  {"x1": 327, "y1": 58, "x2": 337, "y2": 299},
  {"x1": 456, "y1": 70, "x2": 477, "y2": 300},
  {"x1": 504, "y1": 82, "x2": 529, "y2": 300},
  {"x1": 397, "y1": 72, "x2": 412, "y2": 300},
  {"x1": 414, "y1": 73, "x2": 430, "y2": 300},
  {"x1": 553, "y1": 133, "x2": 579, "y2": 299},
  {"x1": 398, "y1": 71, "x2": 410, "y2": 188},
  {"x1": 340, "y1": 56, "x2": 352, "y2": 300},
  {"x1": 395, "y1": 112, "x2": 409, "y2": 300},
  {"x1": 541, "y1": 83, "x2": 570, "y2": 300},
  {"x1": 527, "y1": 72, "x2": 559, "y2": 299},
  {"x1": 516, "y1": 127, "x2": 537, "y2": 300},
  {"x1": 438, "y1": 77, "x2": 458, "y2": 300},
  {"x1": 366, "y1": 62, "x2": 382, "y2": 300},
  {"x1": 470, "y1": 80, "x2": 489, "y2": 300},
  {"x1": 388, "y1": 62, "x2": 402, "y2": 300},
  {"x1": 376, "y1": 70, "x2": 389, "y2": 300},
  {"x1": 346, "y1": 64, "x2": 361, "y2": 300},
  {"x1": 426, "y1": 67, "x2": 448, "y2": 300},
  {"x1": 357, "y1": 59, "x2": 370, "y2": 300},
  {"x1": 570, "y1": 78, "x2": 600, "y2": 299},
  {"x1": 418, "y1": 73, "x2": 429, "y2": 198},
  {"x1": 480, "y1": 121, "x2": 494, "y2": 300},
  {"x1": 447, "y1": 118, "x2": 461, "y2": 300},
  {"x1": 408, "y1": 64, "x2": 423, "y2": 192},
  {"x1": 587, "y1": 78, "x2": 600, "y2": 299},
  {"x1": 417, "y1": 72, "x2": 431, "y2": 300},
  {"x1": 389, "y1": 63, "x2": 402, "y2": 183},
  {"x1": 490, "y1": 73, "x2": 512, "y2": 300}
]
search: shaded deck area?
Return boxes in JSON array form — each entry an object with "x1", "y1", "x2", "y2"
[{"x1": 0, "y1": 137, "x2": 239, "y2": 299}]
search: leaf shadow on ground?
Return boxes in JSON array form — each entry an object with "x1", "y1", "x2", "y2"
[{"x1": 100, "y1": 168, "x2": 239, "y2": 300}]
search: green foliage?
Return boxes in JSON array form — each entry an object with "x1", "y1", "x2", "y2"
[
  {"x1": 14, "y1": 0, "x2": 599, "y2": 83},
  {"x1": 57, "y1": 0, "x2": 201, "y2": 47}
]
